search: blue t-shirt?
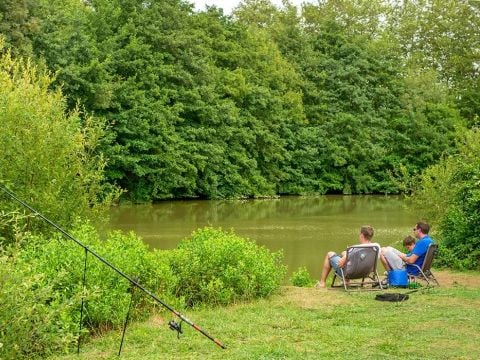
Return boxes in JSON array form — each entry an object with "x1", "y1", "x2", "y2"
[{"x1": 406, "y1": 235, "x2": 434, "y2": 275}]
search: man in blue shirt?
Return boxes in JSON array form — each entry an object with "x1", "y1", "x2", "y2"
[{"x1": 381, "y1": 222, "x2": 434, "y2": 275}]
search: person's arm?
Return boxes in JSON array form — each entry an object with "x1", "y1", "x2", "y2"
[{"x1": 400, "y1": 253, "x2": 418, "y2": 264}]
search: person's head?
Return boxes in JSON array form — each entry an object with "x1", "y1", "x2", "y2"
[
  {"x1": 359, "y1": 225, "x2": 374, "y2": 243},
  {"x1": 403, "y1": 235, "x2": 416, "y2": 251},
  {"x1": 413, "y1": 221, "x2": 430, "y2": 239}
]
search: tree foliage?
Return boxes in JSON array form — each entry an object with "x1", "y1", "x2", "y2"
[
  {"x1": 0, "y1": 45, "x2": 119, "y2": 236},
  {"x1": 0, "y1": 0, "x2": 476, "y2": 201},
  {"x1": 387, "y1": 0, "x2": 480, "y2": 126}
]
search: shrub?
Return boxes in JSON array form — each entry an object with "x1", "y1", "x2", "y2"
[
  {"x1": 290, "y1": 266, "x2": 315, "y2": 287},
  {"x1": 18, "y1": 223, "x2": 178, "y2": 329},
  {"x1": 167, "y1": 227, "x2": 286, "y2": 307},
  {"x1": 0, "y1": 224, "x2": 287, "y2": 357},
  {"x1": 0, "y1": 250, "x2": 79, "y2": 359},
  {"x1": 413, "y1": 128, "x2": 480, "y2": 270},
  {"x1": 0, "y1": 46, "x2": 120, "y2": 242},
  {"x1": 0, "y1": 221, "x2": 181, "y2": 358}
]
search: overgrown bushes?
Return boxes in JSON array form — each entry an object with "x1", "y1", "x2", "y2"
[
  {"x1": 0, "y1": 251, "x2": 79, "y2": 359},
  {"x1": 413, "y1": 128, "x2": 480, "y2": 270},
  {"x1": 0, "y1": 224, "x2": 285, "y2": 358},
  {"x1": 0, "y1": 224, "x2": 160, "y2": 358}
]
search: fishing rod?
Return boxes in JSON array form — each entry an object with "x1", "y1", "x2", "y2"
[{"x1": 0, "y1": 185, "x2": 227, "y2": 350}]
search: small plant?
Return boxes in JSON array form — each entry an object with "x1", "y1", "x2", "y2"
[{"x1": 290, "y1": 266, "x2": 315, "y2": 287}]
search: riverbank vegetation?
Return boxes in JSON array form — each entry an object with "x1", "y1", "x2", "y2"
[
  {"x1": 413, "y1": 128, "x2": 480, "y2": 270},
  {"x1": 55, "y1": 274, "x2": 480, "y2": 360},
  {"x1": 0, "y1": 46, "x2": 120, "y2": 236},
  {"x1": 1, "y1": 0, "x2": 480, "y2": 358},
  {"x1": 0, "y1": 225, "x2": 284, "y2": 359}
]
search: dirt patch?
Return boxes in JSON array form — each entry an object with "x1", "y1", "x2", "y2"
[
  {"x1": 276, "y1": 269, "x2": 480, "y2": 308},
  {"x1": 275, "y1": 286, "x2": 352, "y2": 309},
  {"x1": 147, "y1": 314, "x2": 167, "y2": 327},
  {"x1": 434, "y1": 269, "x2": 480, "y2": 288}
]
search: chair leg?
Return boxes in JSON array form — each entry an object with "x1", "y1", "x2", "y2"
[
  {"x1": 425, "y1": 270, "x2": 440, "y2": 286},
  {"x1": 331, "y1": 273, "x2": 337, "y2": 288},
  {"x1": 415, "y1": 269, "x2": 430, "y2": 286},
  {"x1": 412, "y1": 270, "x2": 441, "y2": 287},
  {"x1": 374, "y1": 271, "x2": 383, "y2": 290},
  {"x1": 340, "y1": 270, "x2": 349, "y2": 291},
  {"x1": 331, "y1": 270, "x2": 349, "y2": 291},
  {"x1": 429, "y1": 274, "x2": 440, "y2": 286}
]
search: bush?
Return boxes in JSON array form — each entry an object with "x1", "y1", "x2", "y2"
[
  {"x1": 0, "y1": 224, "x2": 287, "y2": 357},
  {"x1": 0, "y1": 250, "x2": 79, "y2": 359},
  {"x1": 167, "y1": 227, "x2": 286, "y2": 307},
  {"x1": 0, "y1": 46, "x2": 120, "y2": 242},
  {"x1": 0, "y1": 222, "x2": 178, "y2": 359},
  {"x1": 413, "y1": 128, "x2": 480, "y2": 270},
  {"x1": 290, "y1": 266, "x2": 315, "y2": 287},
  {"x1": 16, "y1": 223, "x2": 177, "y2": 329}
]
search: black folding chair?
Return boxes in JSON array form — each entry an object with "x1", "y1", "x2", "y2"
[{"x1": 407, "y1": 243, "x2": 440, "y2": 286}]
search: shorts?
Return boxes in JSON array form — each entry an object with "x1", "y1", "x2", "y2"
[
  {"x1": 329, "y1": 254, "x2": 343, "y2": 276},
  {"x1": 382, "y1": 246, "x2": 406, "y2": 270}
]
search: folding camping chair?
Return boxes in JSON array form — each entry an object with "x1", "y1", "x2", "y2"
[
  {"x1": 407, "y1": 243, "x2": 440, "y2": 286},
  {"x1": 331, "y1": 244, "x2": 383, "y2": 291}
]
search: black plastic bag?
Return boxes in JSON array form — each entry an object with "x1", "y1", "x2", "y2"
[{"x1": 375, "y1": 293, "x2": 409, "y2": 302}]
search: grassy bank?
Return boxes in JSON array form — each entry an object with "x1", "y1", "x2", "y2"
[{"x1": 54, "y1": 270, "x2": 480, "y2": 360}]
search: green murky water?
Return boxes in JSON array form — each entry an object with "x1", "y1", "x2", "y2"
[{"x1": 107, "y1": 195, "x2": 418, "y2": 278}]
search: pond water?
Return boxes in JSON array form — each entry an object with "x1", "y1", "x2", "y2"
[{"x1": 107, "y1": 195, "x2": 419, "y2": 279}]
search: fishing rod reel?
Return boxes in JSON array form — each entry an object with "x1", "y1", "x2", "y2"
[{"x1": 168, "y1": 319, "x2": 183, "y2": 339}]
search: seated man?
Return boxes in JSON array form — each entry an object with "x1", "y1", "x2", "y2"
[
  {"x1": 380, "y1": 221, "x2": 434, "y2": 275},
  {"x1": 315, "y1": 225, "x2": 380, "y2": 288}
]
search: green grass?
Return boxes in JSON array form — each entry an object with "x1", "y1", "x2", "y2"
[{"x1": 53, "y1": 272, "x2": 480, "y2": 360}]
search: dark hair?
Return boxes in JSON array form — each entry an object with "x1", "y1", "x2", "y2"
[
  {"x1": 360, "y1": 225, "x2": 374, "y2": 240},
  {"x1": 403, "y1": 235, "x2": 416, "y2": 247},
  {"x1": 415, "y1": 222, "x2": 430, "y2": 234}
]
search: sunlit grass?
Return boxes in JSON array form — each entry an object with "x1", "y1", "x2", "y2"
[{"x1": 54, "y1": 271, "x2": 480, "y2": 360}]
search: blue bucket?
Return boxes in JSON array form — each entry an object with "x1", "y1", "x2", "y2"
[{"x1": 388, "y1": 269, "x2": 408, "y2": 287}]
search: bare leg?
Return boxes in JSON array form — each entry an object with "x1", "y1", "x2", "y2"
[{"x1": 317, "y1": 251, "x2": 336, "y2": 288}]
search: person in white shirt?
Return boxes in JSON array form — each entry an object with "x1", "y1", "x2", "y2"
[{"x1": 315, "y1": 225, "x2": 379, "y2": 288}]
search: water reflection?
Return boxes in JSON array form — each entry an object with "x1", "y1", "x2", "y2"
[{"x1": 106, "y1": 195, "x2": 418, "y2": 279}]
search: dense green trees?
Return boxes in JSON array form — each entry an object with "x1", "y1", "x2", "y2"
[
  {"x1": 236, "y1": 0, "x2": 465, "y2": 194},
  {"x1": 387, "y1": 0, "x2": 480, "y2": 125},
  {"x1": 0, "y1": 0, "x2": 477, "y2": 201}
]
